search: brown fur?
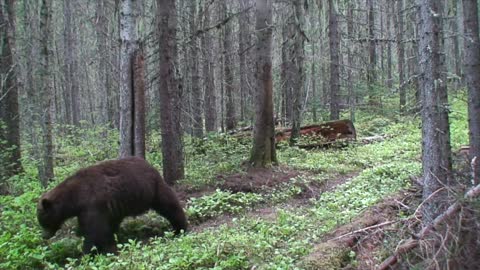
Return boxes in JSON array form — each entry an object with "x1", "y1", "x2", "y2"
[{"x1": 37, "y1": 157, "x2": 188, "y2": 254}]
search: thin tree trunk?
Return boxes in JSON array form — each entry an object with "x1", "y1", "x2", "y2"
[
  {"x1": 311, "y1": 29, "x2": 317, "y2": 123},
  {"x1": 63, "y1": 0, "x2": 79, "y2": 126},
  {"x1": 452, "y1": 0, "x2": 461, "y2": 88},
  {"x1": 328, "y1": 0, "x2": 340, "y2": 120},
  {"x1": 223, "y1": 0, "x2": 236, "y2": 131},
  {"x1": 38, "y1": 0, "x2": 54, "y2": 186},
  {"x1": 289, "y1": 0, "x2": 305, "y2": 146},
  {"x1": 239, "y1": 0, "x2": 249, "y2": 123},
  {"x1": 367, "y1": 0, "x2": 378, "y2": 106},
  {"x1": 0, "y1": 0, "x2": 22, "y2": 192},
  {"x1": 417, "y1": 0, "x2": 452, "y2": 224},
  {"x1": 157, "y1": 0, "x2": 184, "y2": 184},
  {"x1": 202, "y1": 3, "x2": 216, "y2": 133},
  {"x1": 347, "y1": 2, "x2": 355, "y2": 122},
  {"x1": 189, "y1": 1, "x2": 203, "y2": 138},
  {"x1": 133, "y1": 48, "x2": 145, "y2": 158},
  {"x1": 397, "y1": 0, "x2": 406, "y2": 113},
  {"x1": 386, "y1": 0, "x2": 393, "y2": 89},
  {"x1": 95, "y1": 0, "x2": 109, "y2": 125},
  {"x1": 250, "y1": 0, "x2": 277, "y2": 168},
  {"x1": 119, "y1": 0, "x2": 136, "y2": 158},
  {"x1": 463, "y1": 0, "x2": 480, "y2": 183},
  {"x1": 280, "y1": 15, "x2": 292, "y2": 123}
]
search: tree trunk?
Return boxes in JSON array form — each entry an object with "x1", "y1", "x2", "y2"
[
  {"x1": 417, "y1": 0, "x2": 452, "y2": 224},
  {"x1": 347, "y1": 2, "x2": 355, "y2": 122},
  {"x1": 223, "y1": 0, "x2": 236, "y2": 131},
  {"x1": 157, "y1": 0, "x2": 184, "y2": 184},
  {"x1": 280, "y1": 15, "x2": 293, "y2": 123},
  {"x1": 386, "y1": 0, "x2": 393, "y2": 89},
  {"x1": 239, "y1": 0, "x2": 250, "y2": 123},
  {"x1": 367, "y1": 0, "x2": 378, "y2": 106},
  {"x1": 38, "y1": 0, "x2": 54, "y2": 187},
  {"x1": 289, "y1": 0, "x2": 305, "y2": 146},
  {"x1": 451, "y1": 0, "x2": 461, "y2": 89},
  {"x1": 463, "y1": 0, "x2": 480, "y2": 183},
  {"x1": 0, "y1": 0, "x2": 22, "y2": 192},
  {"x1": 189, "y1": 1, "x2": 203, "y2": 138},
  {"x1": 250, "y1": 0, "x2": 277, "y2": 168},
  {"x1": 119, "y1": 0, "x2": 136, "y2": 158},
  {"x1": 328, "y1": 0, "x2": 340, "y2": 120},
  {"x1": 397, "y1": 0, "x2": 406, "y2": 113},
  {"x1": 310, "y1": 17, "x2": 317, "y2": 123},
  {"x1": 95, "y1": 0, "x2": 109, "y2": 125},
  {"x1": 63, "y1": 0, "x2": 80, "y2": 126},
  {"x1": 133, "y1": 48, "x2": 145, "y2": 158},
  {"x1": 202, "y1": 3, "x2": 216, "y2": 133}
]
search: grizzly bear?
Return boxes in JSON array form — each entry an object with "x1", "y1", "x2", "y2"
[{"x1": 37, "y1": 157, "x2": 188, "y2": 254}]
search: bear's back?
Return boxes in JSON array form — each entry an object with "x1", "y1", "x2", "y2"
[{"x1": 63, "y1": 157, "x2": 164, "y2": 217}]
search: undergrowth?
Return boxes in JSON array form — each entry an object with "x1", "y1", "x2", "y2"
[{"x1": 0, "y1": 96, "x2": 469, "y2": 269}]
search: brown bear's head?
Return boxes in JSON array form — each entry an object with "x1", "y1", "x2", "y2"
[{"x1": 37, "y1": 195, "x2": 62, "y2": 239}]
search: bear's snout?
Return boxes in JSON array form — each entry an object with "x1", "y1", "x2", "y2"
[{"x1": 41, "y1": 229, "x2": 55, "y2": 239}]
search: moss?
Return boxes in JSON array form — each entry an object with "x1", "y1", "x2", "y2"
[{"x1": 301, "y1": 241, "x2": 351, "y2": 270}]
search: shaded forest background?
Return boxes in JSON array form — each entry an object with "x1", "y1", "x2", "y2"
[
  {"x1": 2, "y1": 0, "x2": 471, "y2": 180},
  {"x1": 1, "y1": 0, "x2": 480, "y2": 269}
]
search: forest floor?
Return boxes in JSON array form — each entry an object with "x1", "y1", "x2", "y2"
[
  {"x1": 181, "y1": 167, "x2": 357, "y2": 233},
  {"x1": 1, "y1": 103, "x2": 470, "y2": 269},
  {"x1": 179, "y1": 166, "x2": 422, "y2": 269}
]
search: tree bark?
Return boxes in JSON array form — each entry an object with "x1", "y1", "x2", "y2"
[
  {"x1": 463, "y1": 0, "x2": 480, "y2": 184},
  {"x1": 63, "y1": 0, "x2": 80, "y2": 126},
  {"x1": 280, "y1": 14, "x2": 293, "y2": 124},
  {"x1": 249, "y1": 0, "x2": 277, "y2": 168},
  {"x1": 417, "y1": 0, "x2": 452, "y2": 224},
  {"x1": 328, "y1": 0, "x2": 340, "y2": 120},
  {"x1": 38, "y1": 0, "x2": 54, "y2": 186},
  {"x1": 157, "y1": 0, "x2": 184, "y2": 184},
  {"x1": 95, "y1": 0, "x2": 110, "y2": 125},
  {"x1": 397, "y1": 0, "x2": 406, "y2": 114},
  {"x1": 189, "y1": 1, "x2": 203, "y2": 138},
  {"x1": 0, "y1": 0, "x2": 22, "y2": 192},
  {"x1": 310, "y1": 13, "x2": 317, "y2": 123},
  {"x1": 133, "y1": 48, "x2": 145, "y2": 159},
  {"x1": 367, "y1": 0, "x2": 378, "y2": 107},
  {"x1": 119, "y1": 0, "x2": 136, "y2": 158},
  {"x1": 347, "y1": 2, "x2": 355, "y2": 122},
  {"x1": 202, "y1": 2, "x2": 216, "y2": 133},
  {"x1": 289, "y1": 0, "x2": 305, "y2": 146},
  {"x1": 223, "y1": 0, "x2": 236, "y2": 131},
  {"x1": 386, "y1": 0, "x2": 393, "y2": 89},
  {"x1": 239, "y1": 0, "x2": 250, "y2": 123}
]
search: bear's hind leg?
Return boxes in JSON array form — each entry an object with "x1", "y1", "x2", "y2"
[
  {"x1": 79, "y1": 210, "x2": 117, "y2": 254},
  {"x1": 152, "y1": 185, "x2": 188, "y2": 234}
]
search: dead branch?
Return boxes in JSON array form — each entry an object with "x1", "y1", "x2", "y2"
[
  {"x1": 331, "y1": 220, "x2": 401, "y2": 242},
  {"x1": 377, "y1": 183, "x2": 480, "y2": 270},
  {"x1": 361, "y1": 135, "x2": 388, "y2": 144}
]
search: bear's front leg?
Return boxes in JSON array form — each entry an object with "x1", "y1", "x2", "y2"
[{"x1": 79, "y1": 210, "x2": 117, "y2": 255}]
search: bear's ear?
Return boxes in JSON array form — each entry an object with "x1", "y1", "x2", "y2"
[{"x1": 41, "y1": 198, "x2": 53, "y2": 210}]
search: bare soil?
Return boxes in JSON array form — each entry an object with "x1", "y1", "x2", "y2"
[
  {"x1": 301, "y1": 187, "x2": 421, "y2": 269},
  {"x1": 186, "y1": 168, "x2": 359, "y2": 233}
]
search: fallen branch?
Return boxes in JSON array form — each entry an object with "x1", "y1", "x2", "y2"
[
  {"x1": 377, "y1": 183, "x2": 480, "y2": 270},
  {"x1": 331, "y1": 220, "x2": 401, "y2": 242},
  {"x1": 361, "y1": 135, "x2": 388, "y2": 144}
]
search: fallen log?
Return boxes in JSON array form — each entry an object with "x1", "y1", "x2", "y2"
[
  {"x1": 377, "y1": 183, "x2": 480, "y2": 270},
  {"x1": 276, "y1": 119, "x2": 357, "y2": 144}
]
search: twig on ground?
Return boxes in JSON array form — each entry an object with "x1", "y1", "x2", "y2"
[
  {"x1": 331, "y1": 220, "x2": 401, "y2": 242},
  {"x1": 377, "y1": 183, "x2": 480, "y2": 270}
]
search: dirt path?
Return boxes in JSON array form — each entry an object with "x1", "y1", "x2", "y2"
[{"x1": 183, "y1": 168, "x2": 360, "y2": 233}]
